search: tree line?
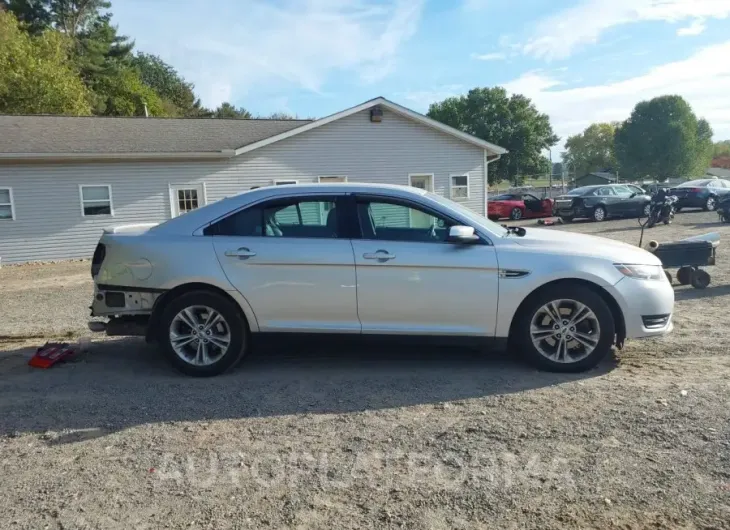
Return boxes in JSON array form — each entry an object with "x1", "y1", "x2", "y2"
[
  {"x1": 427, "y1": 90, "x2": 718, "y2": 185},
  {"x1": 0, "y1": 2, "x2": 721, "y2": 182},
  {"x1": 0, "y1": 0, "x2": 293, "y2": 119}
]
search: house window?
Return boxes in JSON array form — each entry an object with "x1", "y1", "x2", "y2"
[
  {"x1": 170, "y1": 184, "x2": 205, "y2": 217},
  {"x1": 0, "y1": 188, "x2": 15, "y2": 220},
  {"x1": 450, "y1": 175, "x2": 470, "y2": 200},
  {"x1": 177, "y1": 188, "x2": 199, "y2": 214},
  {"x1": 317, "y1": 176, "x2": 347, "y2": 183},
  {"x1": 274, "y1": 179, "x2": 298, "y2": 185},
  {"x1": 80, "y1": 185, "x2": 113, "y2": 216}
]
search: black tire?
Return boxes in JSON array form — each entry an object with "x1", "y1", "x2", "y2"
[
  {"x1": 158, "y1": 290, "x2": 249, "y2": 377},
  {"x1": 592, "y1": 205, "x2": 607, "y2": 222},
  {"x1": 488, "y1": 215, "x2": 500, "y2": 221},
  {"x1": 677, "y1": 266, "x2": 692, "y2": 286},
  {"x1": 691, "y1": 269, "x2": 710, "y2": 289},
  {"x1": 510, "y1": 207, "x2": 523, "y2": 220},
  {"x1": 675, "y1": 207, "x2": 682, "y2": 213},
  {"x1": 513, "y1": 284, "x2": 615, "y2": 373},
  {"x1": 704, "y1": 196, "x2": 717, "y2": 211},
  {"x1": 664, "y1": 270, "x2": 673, "y2": 284},
  {"x1": 560, "y1": 216, "x2": 573, "y2": 223}
]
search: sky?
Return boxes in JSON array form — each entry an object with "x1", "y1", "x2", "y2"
[{"x1": 113, "y1": 0, "x2": 730, "y2": 154}]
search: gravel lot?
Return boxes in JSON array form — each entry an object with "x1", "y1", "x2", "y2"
[{"x1": 1, "y1": 210, "x2": 729, "y2": 529}]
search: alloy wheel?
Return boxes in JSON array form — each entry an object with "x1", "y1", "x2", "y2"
[
  {"x1": 511, "y1": 208, "x2": 523, "y2": 220},
  {"x1": 593, "y1": 207, "x2": 605, "y2": 221},
  {"x1": 529, "y1": 299, "x2": 601, "y2": 363},
  {"x1": 643, "y1": 203, "x2": 651, "y2": 217},
  {"x1": 169, "y1": 305, "x2": 231, "y2": 366},
  {"x1": 706, "y1": 197, "x2": 716, "y2": 211}
]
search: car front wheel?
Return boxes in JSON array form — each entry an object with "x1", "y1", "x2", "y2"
[
  {"x1": 159, "y1": 290, "x2": 249, "y2": 376},
  {"x1": 510, "y1": 207, "x2": 523, "y2": 220},
  {"x1": 513, "y1": 284, "x2": 615, "y2": 372}
]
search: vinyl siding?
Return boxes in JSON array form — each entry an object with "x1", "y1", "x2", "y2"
[{"x1": 0, "y1": 108, "x2": 485, "y2": 263}]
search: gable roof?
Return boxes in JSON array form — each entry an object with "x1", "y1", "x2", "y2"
[
  {"x1": 0, "y1": 97, "x2": 507, "y2": 161},
  {"x1": 0, "y1": 115, "x2": 310, "y2": 159},
  {"x1": 706, "y1": 167, "x2": 730, "y2": 178},
  {"x1": 577, "y1": 172, "x2": 617, "y2": 182},
  {"x1": 234, "y1": 97, "x2": 507, "y2": 157}
]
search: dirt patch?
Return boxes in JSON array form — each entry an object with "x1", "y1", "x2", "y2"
[{"x1": 0, "y1": 210, "x2": 729, "y2": 529}]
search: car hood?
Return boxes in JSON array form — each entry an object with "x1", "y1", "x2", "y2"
[{"x1": 512, "y1": 227, "x2": 661, "y2": 265}]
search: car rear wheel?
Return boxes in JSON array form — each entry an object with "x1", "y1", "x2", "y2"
[
  {"x1": 159, "y1": 290, "x2": 249, "y2": 377},
  {"x1": 592, "y1": 206, "x2": 606, "y2": 222},
  {"x1": 704, "y1": 196, "x2": 716, "y2": 211},
  {"x1": 510, "y1": 207, "x2": 523, "y2": 220},
  {"x1": 513, "y1": 284, "x2": 615, "y2": 372}
]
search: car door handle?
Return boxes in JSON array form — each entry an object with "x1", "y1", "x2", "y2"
[
  {"x1": 224, "y1": 247, "x2": 257, "y2": 258},
  {"x1": 363, "y1": 250, "x2": 396, "y2": 261}
]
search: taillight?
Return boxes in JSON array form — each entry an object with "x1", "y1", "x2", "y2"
[
  {"x1": 689, "y1": 188, "x2": 702, "y2": 193},
  {"x1": 91, "y1": 243, "x2": 106, "y2": 278}
]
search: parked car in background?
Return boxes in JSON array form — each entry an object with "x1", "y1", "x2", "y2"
[
  {"x1": 553, "y1": 184, "x2": 651, "y2": 222},
  {"x1": 669, "y1": 178, "x2": 730, "y2": 212},
  {"x1": 487, "y1": 192, "x2": 554, "y2": 221},
  {"x1": 89, "y1": 183, "x2": 673, "y2": 377}
]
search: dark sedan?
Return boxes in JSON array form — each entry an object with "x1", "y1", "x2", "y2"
[
  {"x1": 670, "y1": 178, "x2": 730, "y2": 211},
  {"x1": 553, "y1": 184, "x2": 651, "y2": 222}
]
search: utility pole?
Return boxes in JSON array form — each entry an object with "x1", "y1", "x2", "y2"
[{"x1": 548, "y1": 149, "x2": 553, "y2": 198}]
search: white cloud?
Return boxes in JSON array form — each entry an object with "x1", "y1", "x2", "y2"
[
  {"x1": 116, "y1": 0, "x2": 424, "y2": 108},
  {"x1": 470, "y1": 52, "x2": 506, "y2": 61},
  {"x1": 677, "y1": 19, "x2": 707, "y2": 36},
  {"x1": 398, "y1": 85, "x2": 464, "y2": 111},
  {"x1": 521, "y1": 0, "x2": 730, "y2": 60},
  {"x1": 462, "y1": 0, "x2": 489, "y2": 11},
  {"x1": 503, "y1": 40, "x2": 730, "y2": 153}
]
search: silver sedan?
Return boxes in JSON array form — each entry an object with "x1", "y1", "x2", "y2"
[{"x1": 89, "y1": 183, "x2": 674, "y2": 376}]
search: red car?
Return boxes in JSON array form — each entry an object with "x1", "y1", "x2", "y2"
[{"x1": 487, "y1": 193, "x2": 554, "y2": 221}]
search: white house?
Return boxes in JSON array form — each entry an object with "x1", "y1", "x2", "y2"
[{"x1": 0, "y1": 97, "x2": 506, "y2": 263}]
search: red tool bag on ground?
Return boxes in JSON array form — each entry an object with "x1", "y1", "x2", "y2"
[{"x1": 28, "y1": 342, "x2": 75, "y2": 369}]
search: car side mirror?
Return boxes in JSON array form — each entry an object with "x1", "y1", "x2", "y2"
[
  {"x1": 629, "y1": 193, "x2": 637, "y2": 198},
  {"x1": 447, "y1": 225, "x2": 479, "y2": 244}
]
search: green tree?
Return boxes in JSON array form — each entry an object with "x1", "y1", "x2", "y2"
[
  {"x1": 267, "y1": 111, "x2": 298, "y2": 120},
  {"x1": 562, "y1": 122, "x2": 618, "y2": 177},
  {"x1": 93, "y1": 65, "x2": 165, "y2": 116},
  {"x1": 0, "y1": 10, "x2": 90, "y2": 114},
  {"x1": 615, "y1": 95, "x2": 712, "y2": 181},
  {"x1": 213, "y1": 102, "x2": 252, "y2": 119},
  {"x1": 131, "y1": 52, "x2": 206, "y2": 116},
  {"x1": 50, "y1": 0, "x2": 109, "y2": 38},
  {"x1": 713, "y1": 140, "x2": 730, "y2": 157},
  {"x1": 427, "y1": 87, "x2": 559, "y2": 184},
  {"x1": 1, "y1": 0, "x2": 51, "y2": 33}
]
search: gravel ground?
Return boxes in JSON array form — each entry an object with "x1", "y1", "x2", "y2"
[{"x1": 1, "y1": 210, "x2": 729, "y2": 529}]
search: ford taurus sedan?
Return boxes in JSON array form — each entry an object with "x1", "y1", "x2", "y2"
[{"x1": 89, "y1": 183, "x2": 674, "y2": 376}]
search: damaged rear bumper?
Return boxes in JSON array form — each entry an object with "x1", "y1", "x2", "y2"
[{"x1": 89, "y1": 283, "x2": 165, "y2": 337}]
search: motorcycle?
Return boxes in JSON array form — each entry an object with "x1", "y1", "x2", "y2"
[
  {"x1": 645, "y1": 188, "x2": 678, "y2": 228},
  {"x1": 718, "y1": 195, "x2": 730, "y2": 223}
]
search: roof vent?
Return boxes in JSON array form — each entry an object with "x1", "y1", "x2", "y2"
[{"x1": 370, "y1": 106, "x2": 383, "y2": 123}]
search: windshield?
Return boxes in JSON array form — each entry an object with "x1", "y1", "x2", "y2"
[
  {"x1": 678, "y1": 179, "x2": 711, "y2": 188},
  {"x1": 427, "y1": 192, "x2": 508, "y2": 237},
  {"x1": 490, "y1": 194, "x2": 515, "y2": 201},
  {"x1": 565, "y1": 186, "x2": 595, "y2": 196}
]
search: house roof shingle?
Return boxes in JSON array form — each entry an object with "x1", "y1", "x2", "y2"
[{"x1": 0, "y1": 115, "x2": 312, "y2": 154}]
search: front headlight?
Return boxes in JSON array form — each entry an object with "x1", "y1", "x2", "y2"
[{"x1": 614, "y1": 264, "x2": 663, "y2": 280}]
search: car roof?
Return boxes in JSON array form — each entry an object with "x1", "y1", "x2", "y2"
[{"x1": 152, "y1": 182, "x2": 430, "y2": 235}]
